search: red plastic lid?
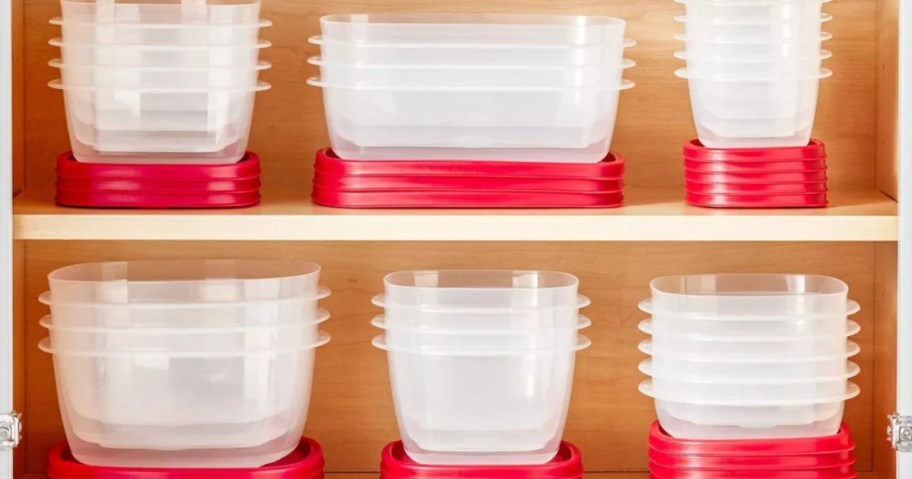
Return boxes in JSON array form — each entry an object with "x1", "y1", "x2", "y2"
[
  {"x1": 685, "y1": 191, "x2": 828, "y2": 208},
  {"x1": 56, "y1": 189, "x2": 260, "y2": 209},
  {"x1": 649, "y1": 463, "x2": 855, "y2": 478},
  {"x1": 313, "y1": 173, "x2": 624, "y2": 193},
  {"x1": 312, "y1": 186, "x2": 624, "y2": 208},
  {"x1": 649, "y1": 449, "x2": 856, "y2": 471},
  {"x1": 683, "y1": 139, "x2": 827, "y2": 162},
  {"x1": 684, "y1": 169, "x2": 828, "y2": 184},
  {"x1": 56, "y1": 151, "x2": 261, "y2": 180},
  {"x1": 47, "y1": 439, "x2": 325, "y2": 479},
  {"x1": 315, "y1": 149, "x2": 625, "y2": 179},
  {"x1": 685, "y1": 181, "x2": 828, "y2": 195},
  {"x1": 57, "y1": 177, "x2": 262, "y2": 194},
  {"x1": 684, "y1": 158, "x2": 828, "y2": 173},
  {"x1": 648, "y1": 422, "x2": 855, "y2": 457},
  {"x1": 380, "y1": 441, "x2": 583, "y2": 479}
]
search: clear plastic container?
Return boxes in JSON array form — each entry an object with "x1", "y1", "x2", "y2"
[
  {"x1": 372, "y1": 314, "x2": 588, "y2": 350},
  {"x1": 59, "y1": 0, "x2": 262, "y2": 25},
  {"x1": 374, "y1": 294, "x2": 589, "y2": 330},
  {"x1": 52, "y1": 38, "x2": 270, "y2": 67},
  {"x1": 52, "y1": 59, "x2": 269, "y2": 88},
  {"x1": 675, "y1": 32, "x2": 830, "y2": 59},
  {"x1": 53, "y1": 81, "x2": 267, "y2": 163},
  {"x1": 309, "y1": 78, "x2": 632, "y2": 162},
  {"x1": 642, "y1": 380, "x2": 858, "y2": 440},
  {"x1": 676, "y1": 13, "x2": 829, "y2": 42},
  {"x1": 641, "y1": 360, "x2": 859, "y2": 401},
  {"x1": 319, "y1": 14, "x2": 627, "y2": 46},
  {"x1": 310, "y1": 35, "x2": 636, "y2": 67},
  {"x1": 674, "y1": 50, "x2": 829, "y2": 79},
  {"x1": 648, "y1": 274, "x2": 849, "y2": 317},
  {"x1": 40, "y1": 289, "x2": 329, "y2": 329},
  {"x1": 41, "y1": 332, "x2": 329, "y2": 468},
  {"x1": 679, "y1": 0, "x2": 827, "y2": 26},
  {"x1": 645, "y1": 332, "x2": 853, "y2": 360},
  {"x1": 639, "y1": 317, "x2": 860, "y2": 341},
  {"x1": 639, "y1": 340, "x2": 859, "y2": 380},
  {"x1": 41, "y1": 311, "x2": 328, "y2": 352},
  {"x1": 53, "y1": 17, "x2": 270, "y2": 46},
  {"x1": 640, "y1": 298, "x2": 859, "y2": 337},
  {"x1": 375, "y1": 334, "x2": 590, "y2": 465},
  {"x1": 47, "y1": 260, "x2": 322, "y2": 304},
  {"x1": 681, "y1": 68, "x2": 827, "y2": 148},
  {"x1": 309, "y1": 56, "x2": 633, "y2": 89},
  {"x1": 381, "y1": 270, "x2": 580, "y2": 309}
]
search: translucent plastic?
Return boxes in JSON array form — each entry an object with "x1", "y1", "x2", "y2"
[
  {"x1": 646, "y1": 334, "x2": 852, "y2": 360},
  {"x1": 55, "y1": 81, "x2": 267, "y2": 163},
  {"x1": 41, "y1": 311, "x2": 328, "y2": 352},
  {"x1": 642, "y1": 361, "x2": 859, "y2": 401},
  {"x1": 681, "y1": 70, "x2": 826, "y2": 148},
  {"x1": 679, "y1": 0, "x2": 826, "y2": 26},
  {"x1": 41, "y1": 333, "x2": 329, "y2": 468},
  {"x1": 641, "y1": 380, "x2": 858, "y2": 440},
  {"x1": 677, "y1": 14, "x2": 828, "y2": 42},
  {"x1": 53, "y1": 18, "x2": 270, "y2": 46},
  {"x1": 52, "y1": 59, "x2": 269, "y2": 88},
  {"x1": 310, "y1": 78, "x2": 632, "y2": 162},
  {"x1": 640, "y1": 317, "x2": 859, "y2": 340},
  {"x1": 373, "y1": 315, "x2": 588, "y2": 350},
  {"x1": 59, "y1": 0, "x2": 262, "y2": 25},
  {"x1": 310, "y1": 35, "x2": 636, "y2": 67},
  {"x1": 47, "y1": 260, "x2": 322, "y2": 304},
  {"x1": 309, "y1": 57, "x2": 633, "y2": 89},
  {"x1": 381, "y1": 270, "x2": 580, "y2": 309},
  {"x1": 319, "y1": 14, "x2": 627, "y2": 46},
  {"x1": 676, "y1": 32, "x2": 830, "y2": 59},
  {"x1": 52, "y1": 38, "x2": 269, "y2": 67},
  {"x1": 648, "y1": 274, "x2": 849, "y2": 317},
  {"x1": 674, "y1": 50, "x2": 829, "y2": 79},
  {"x1": 641, "y1": 339, "x2": 858, "y2": 379},
  {"x1": 375, "y1": 334, "x2": 590, "y2": 465}
]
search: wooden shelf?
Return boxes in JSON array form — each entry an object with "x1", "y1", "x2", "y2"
[{"x1": 13, "y1": 187, "x2": 897, "y2": 242}]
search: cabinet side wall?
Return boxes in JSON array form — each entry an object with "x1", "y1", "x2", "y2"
[
  {"x1": 873, "y1": 244, "x2": 897, "y2": 478},
  {"x1": 876, "y1": 0, "x2": 899, "y2": 198}
]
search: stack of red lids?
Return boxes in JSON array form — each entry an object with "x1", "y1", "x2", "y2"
[
  {"x1": 47, "y1": 439, "x2": 324, "y2": 479},
  {"x1": 312, "y1": 149, "x2": 625, "y2": 208},
  {"x1": 56, "y1": 152, "x2": 262, "y2": 209},
  {"x1": 648, "y1": 422, "x2": 856, "y2": 479},
  {"x1": 683, "y1": 139, "x2": 828, "y2": 208},
  {"x1": 380, "y1": 441, "x2": 583, "y2": 479}
]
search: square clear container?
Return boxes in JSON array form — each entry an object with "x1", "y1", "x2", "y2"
[
  {"x1": 59, "y1": 0, "x2": 262, "y2": 25},
  {"x1": 46, "y1": 260, "x2": 322, "y2": 304},
  {"x1": 53, "y1": 18, "x2": 269, "y2": 46},
  {"x1": 52, "y1": 38, "x2": 269, "y2": 67},
  {"x1": 311, "y1": 79, "x2": 631, "y2": 162},
  {"x1": 310, "y1": 57, "x2": 631, "y2": 89},
  {"x1": 376, "y1": 335, "x2": 589, "y2": 465},
  {"x1": 648, "y1": 274, "x2": 849, "y2": 317},
  {"x1": 679, "y1": 0, "x2": 826, "y2": 26},
  {"x1": 55, "y1": 81, "x2": 267, "y2": 163},
  {"x1": 42, "y1": 333, "x2": 328, "y2": 468},
  {"x1": 319, "y1": 14, "x2": 626, "y2": 46},
  {"x1": 311, "y1": 36, "x2": 634, "y2": 67},
  {"x1": 52, "y1": 59, "x2": 269, "y2": 89}
]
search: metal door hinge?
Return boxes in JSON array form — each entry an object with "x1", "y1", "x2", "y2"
[
  {"x1": 889, "y1": 414, "x2": 912, "y2": 452},
  {"x1": 0, "y1": 412, "x2": 21, "y2": 450}
]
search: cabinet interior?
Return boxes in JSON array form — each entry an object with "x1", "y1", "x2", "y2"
[{"x1": 9, "y1": 0, "x2": 901, "y2": 477}]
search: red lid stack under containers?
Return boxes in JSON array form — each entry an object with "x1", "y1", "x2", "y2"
[
  {"x1": 675, "y1": 0, "x2": 832, "y2": 208},
  {"x1": 50, "y1": 0, "x2": 270, "y2": 208},
  {"x1": 308, "y1": 14, "x2": 635, "y2": 208},
  {"x1": 647, "y1": 422, "x2": 857, "y2": 478}
]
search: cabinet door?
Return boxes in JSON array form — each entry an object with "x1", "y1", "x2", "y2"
[
  {"x1": 897, "y1": 0, "x2": 912, "y2": 477},
  {"x1": 0, "y1": 0, "x2": 12, "y2": 477}
]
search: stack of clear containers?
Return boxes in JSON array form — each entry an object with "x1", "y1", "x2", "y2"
[
  {"x1": 308, "y1": 14, "x2": 635, "y2": 163},
  {"x1": 39, "y1": 260, "x2": 331, "y2": 468},
  {"x1": 372, "y1": 270, "x2": 591, "y2": 465},
  {"x1": 637, "y1": 274, "x2": 861, "y2": 440},
  {"x1": 675, "y1": 0, "x2": 832, "y2": 148},
  {"x1": 50, "y1": 0, "x2": 271, "y2": 164}
]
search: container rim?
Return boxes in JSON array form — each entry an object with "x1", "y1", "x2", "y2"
[
  {"x1": 639, "y1": 379, "x2": 860, "y2": 406},
  {"x1": 638, "y1": 339, "x2": 861, "y2": 363},
  {"x1": 50, "y1": 16, "x2": 272, "y2": 28},
  {"x1": 639, "y1": 359, "x2": 861, "y2": 384},
  {"x1": 319, "y1": 13, "x2": 627, "y2": 28},
  {"x1": 60, "y1": 0, "x2": 260, "y2": 6},
  {"x1": 373, "y1": 334, "x2": 590, "y2": 356},
  {"x1": 47, "y1": 259, "x2": 321, "y2": 286},
  {"x1": 382, "y1": 270, "x2": 580, "y2": 291},
  {"x1": 39, "y1": 309, "x2": 331, "y2": 333},
  {"x1": 648, "y1": 274, "x2": 849, "y2": 299},
  {"x1": 638, "y1": 318, "x2": 861, "y2": 342},
  {"x1": 371, "y1": 314, "x2": 591, "y2": 335},
  {"x1": 38, "y1": 332, "x2": 331, "y2": 357},
  {"x1": 309, "y1": 35, "x2": 638, "y2": 50}
]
